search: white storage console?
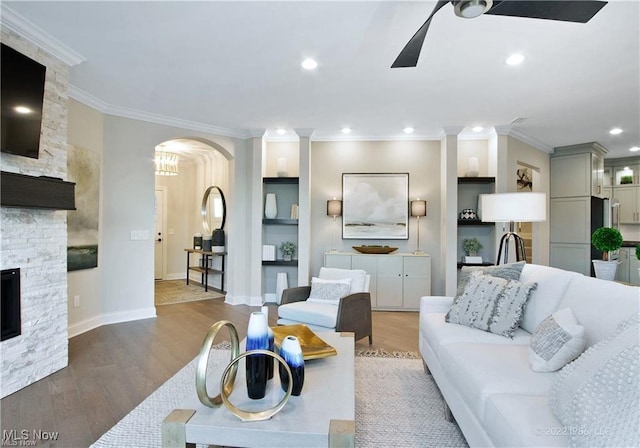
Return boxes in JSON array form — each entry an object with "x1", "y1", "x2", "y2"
[{"x1": 324, "y1": 252, "x2": 431, "y2": 311}]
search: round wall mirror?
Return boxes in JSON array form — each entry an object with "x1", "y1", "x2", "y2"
[{"x1": 201, "y1": 186, "x2": 226, "y2": 234}]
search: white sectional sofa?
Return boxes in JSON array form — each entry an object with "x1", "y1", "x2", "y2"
[{"x1": 419, "y1": 263, "x2": 639, "y2": 447}]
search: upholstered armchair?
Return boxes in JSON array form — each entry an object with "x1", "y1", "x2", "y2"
[{"x1": 277, "y1": 267, "x2": 373, "y2": 344}]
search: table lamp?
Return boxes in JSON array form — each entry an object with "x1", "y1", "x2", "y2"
[{"x1": 411, "y1": 199, "x2": 427, "y2": 254}]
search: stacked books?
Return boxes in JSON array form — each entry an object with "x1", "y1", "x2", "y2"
[
  {"x1": 290, "y1": 204, "x2": 299, "y2": 219},
  {"x1": 463, "y1": 256, "x2": 483, "y2": 264},
  {"x1": 262, "y1": 245, "x2": 276, "y2": 261}
]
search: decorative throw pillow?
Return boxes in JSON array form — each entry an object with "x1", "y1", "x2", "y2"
[
  {"x1": 456, "y1": 261, "x2": 526, "y2": 298},
  {"x1": 307, "y1": 278, "x2": 351, "y2": 305},
  {"x1": 529, "y1": 308, "x2": 586, "y2": 372},
  {"x1": 550, "y1": 313, "x2": 639, "y2": 448},
  {"x1": 446, "y1": 270, "x2": 537, "y2": 338}
]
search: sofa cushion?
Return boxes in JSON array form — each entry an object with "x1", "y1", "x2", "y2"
[
  {"x1": 307, "y1": 277, "x2": 351, "y2": 305},
  {"x1": 277, "y1": 301, "x2": 338, "y2": 328},
  {"x1": 439, "y1": 342, "x2": 554, "y2": 421},
  {"x1": 550, "y1": 313, "x2": 639, "y2": 448},
  {"x1": 446, "y1": 271, "x2": 537, "y2": 338},
  {"x1": 484, "y1": 394, "x2": 568, "y2": 447},
  {"x1": 318, "y1": 267, "x2": 367, "y2": 293},
  {"x1": 558, "y1": 276, "x2": 640, "y2": 347},
  {"x1": 456, "y1": 261, "x2": 526, "y2": 297},
  {"x1": 529, "y1": 308, "x2": 586, "y2": 372},
  {"x1": 519, "y1": 264, "x2": 580, "y2": 333}
]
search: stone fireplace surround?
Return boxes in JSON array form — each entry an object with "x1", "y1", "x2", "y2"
[{"x1": 0, "y1": 29, "x2": 71, "y2": 398}]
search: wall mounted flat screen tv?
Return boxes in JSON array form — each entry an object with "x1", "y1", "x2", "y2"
[{"x1": 1, "y1": 43, "x2": 46, "y2": 159}]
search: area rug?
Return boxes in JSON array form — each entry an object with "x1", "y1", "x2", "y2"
[
  {"x1": 91, "y1": 348, "x2": 467, "y2": 448},
  {"x1": 155, "y1": 279, "x2": 224, "y2": 306}
]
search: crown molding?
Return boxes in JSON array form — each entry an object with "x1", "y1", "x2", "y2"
[
  {"x1": 1, "y1": 5, "x2": 86, "y2": 66},
  {"x1": 508, "y1": 129, "x2": 553, "y2": 154}
]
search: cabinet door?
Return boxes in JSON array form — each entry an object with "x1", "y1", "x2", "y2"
[
  {"x1": 592, "y1": 153, "x2": 604, "y2": 197},
  {"x1": 352, "y1": 255, "x2": 378, "y2": 307},
  {"x1": 615, "y1": 248, "x2": 630, "y2": 283},
  {"x1": 324, "y1": 254, "x2": 351, "y2": 269},
  {"x1": 614, "y1": 165, "x2": 639, "y2": 186},
  {"x1": 550, "y1": 243, "x2": 592, "y2": 276},
  {"x1": 375, "y1": 257, "x2": 403, "y2": 308},
  {"x1": 550, "y1": 198, "x2": 590, "y2": 244},
  {"x1": 551, "y1": 153, "x2": 590, "y2": 198},
  {"x1": 629, "y1": 255, "x2": 640, "y2": 286},
  {"x1": 402, "y1": 256, "x2": 431, "y2": 310},
  {"x1": 614, "y1": 186, "x2": 639, "y2": 224}
]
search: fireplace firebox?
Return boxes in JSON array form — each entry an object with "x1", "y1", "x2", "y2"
[{"x1": 1, "y1": 268, "x2": 21, "y2": 341}]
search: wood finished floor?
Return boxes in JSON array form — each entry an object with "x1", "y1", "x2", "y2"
[{"x1": 0, "y1": 296, "x2": 418, "y2": 447}]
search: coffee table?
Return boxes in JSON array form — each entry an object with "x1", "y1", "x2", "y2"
[{"x1": 162, "y1": 331, "x2": 355, "y2": 447}]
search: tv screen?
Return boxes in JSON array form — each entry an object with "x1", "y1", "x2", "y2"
[{"x1": 1, "y1": 43, "x2": 46, "y2": 159}]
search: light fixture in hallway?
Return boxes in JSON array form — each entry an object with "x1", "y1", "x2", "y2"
[{"x1": 155, "y1": 146, "x2": 179, "y2": 176}]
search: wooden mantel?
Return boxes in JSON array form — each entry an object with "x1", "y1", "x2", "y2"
[{"x1": 1, "y1": 171, "x2": 75, "y2": 210}]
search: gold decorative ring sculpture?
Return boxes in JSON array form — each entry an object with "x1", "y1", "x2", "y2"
[
  {"x1": 195, "y1": 320, "x2": 240, "y2": 408},
  {"x1": 220, "y1": 349, "x2": 293, "y2": 422}
]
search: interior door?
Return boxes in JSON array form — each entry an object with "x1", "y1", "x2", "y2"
[{"x1": 154, "y1": 189, "x2": 165, "y2": 280}]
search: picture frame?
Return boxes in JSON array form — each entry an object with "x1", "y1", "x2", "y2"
[{"x1": 342, "y1": 173, "x2": 409, "y2": 240}]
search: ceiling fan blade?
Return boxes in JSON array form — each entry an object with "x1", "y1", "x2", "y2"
[
  {"x1": 485, "y1": 1, "x2": 607, "y2": 23},
  {"x1": 391, "y1": 0, "x2": 450, "y2": 68}
]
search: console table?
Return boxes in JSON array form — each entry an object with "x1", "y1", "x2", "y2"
[{"x1": 184, "y1": 249, "x2": 226, "y2": 293}]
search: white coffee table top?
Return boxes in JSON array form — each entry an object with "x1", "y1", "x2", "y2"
[{"x1": 174, "y1": 331, "x2": 355, "y2": 448}]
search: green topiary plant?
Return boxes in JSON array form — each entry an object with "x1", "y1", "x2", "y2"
[
  {"x1": 636, "y1": 243, "x2": 640, "y2": 261},
  {"x1": 463, "y1": 238, "x2": 483, "y2": 256},
  {"x1": 591, "y1": 227, "x2": 623, "y2": 261}
]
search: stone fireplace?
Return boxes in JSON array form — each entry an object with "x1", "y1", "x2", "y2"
[
  {"x1": 1, "y1": 268, "x2": 21, "y2": 341},
  {"x1": 1, "y1": 29, "x2": 71, "y2": 398}
]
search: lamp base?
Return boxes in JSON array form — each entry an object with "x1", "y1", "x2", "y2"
[{"x1": 496, "y1": 231, "x2": 527, "y2": 265}]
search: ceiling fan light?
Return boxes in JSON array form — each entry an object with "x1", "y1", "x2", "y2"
[{"x1": 454, "y1": 0, "x2": 493, "y2": 19}]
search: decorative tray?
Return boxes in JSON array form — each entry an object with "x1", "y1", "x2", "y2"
[
  {"x1": 271, "y1": 324, "x2": 337, "y2": 360},
  {"x1": 353, "y1": 245, "x2": 398, "y2": 254}
]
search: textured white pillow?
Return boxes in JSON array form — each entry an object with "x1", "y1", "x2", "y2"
[
  {"x1": 446, "y1": 270, "x2": 537, "y2": 338},
  {"x1": 307, "y1": 277, "x2": 351, "y2": 305},
  {"x1": 529, "y1": 308, "x2": 586, "y2": 372},
  {"x1": 550, "y1": 313, "x2": 639, "y2": 448},
  {"x1": 318, "y1": 267, "x2": 367, "y2": 293}
]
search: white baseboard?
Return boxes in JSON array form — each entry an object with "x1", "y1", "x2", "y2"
[
  {"x1": 164, "y1": 273, "x2": 185, "y2": 281},
  {"x1": 264, "y1": 293, "x2": 277, "y2": 303},
  {"x1": 224, "y1": 294, "x2": 265, "y2": 306},
  {"x1": 68, "y1": 307, "x2": 157, "y2": 338}
]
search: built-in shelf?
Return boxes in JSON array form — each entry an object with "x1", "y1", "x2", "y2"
[
  {"x1": 458, "y1": 176, "x2": 495, "y2": 184},
  {"x1": 1, "y1": 171, "x2": 75, "y2": 210},
  {"x1": 263, "y1": 219, "x2": 298, "y2": 225},
  {"x1": 457, "y1": 219, "x2": 494, "y2": 226},
  {"x1": 262, "y1": 260, "x2": 298, "y2": 266},
  {"x1": 263, "y1": 177, "x2": 299, "y2": 184},
  {"x1": 457, "y1": 261, "x2": 495, "y2": 268}
]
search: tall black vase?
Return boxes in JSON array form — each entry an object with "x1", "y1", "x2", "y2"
[
  {"x1": 245, "y1": 312, "x2": 269, "y2": 399},
  {"x1": 279, "y1": 336, "x2": 305, "y2": 396}
]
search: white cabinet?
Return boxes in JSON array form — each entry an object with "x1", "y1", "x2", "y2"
[
  {"x1": 551, "y1": 153, "x2": 591, "y2": 198},
  {"x1": 613, "y1": 185, "x2": 640, "y2": 224},
  {"x1": 615, "y1": 247, "x2": 640, "y2": 286},
  {"x1": 614, "y1": 165, "x2": 640, "y2": 186},
  {"x1": 324, "y1": 253, "x2": 431, "y2": 311},
  {"x1": 592, "y1": 153, "x2": 605, "y2": 198}
]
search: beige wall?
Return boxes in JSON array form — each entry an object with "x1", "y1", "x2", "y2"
[{"x1": 265, "y1": 141, "x2": 300, "y2": 177}]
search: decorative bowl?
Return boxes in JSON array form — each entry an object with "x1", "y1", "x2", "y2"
[
  {"x1": 271, "y1": 324, "x2": 337, "y2": 360},
  {"x1": 352, "y1": 246, "x2": 398, "y2": 254}
]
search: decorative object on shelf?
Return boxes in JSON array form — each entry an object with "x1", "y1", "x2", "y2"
[
  {"x1": 195, "y1": 320, "x2": 240, "y2": 408},
  {"x1": 272, "y1": 324, "x2": 337, "y2": 360},
  {"x1": 262, "y1": 244, "x2": 276, "y2": 261},
  {"x1": 352, "y1": 245, "x2": 398, "y2": 254},
  {"x1": 411, "y1": 199, "x2": 427, "y2": 254},
  {"x1": 193, "y1": 233, "x2": 203, "y2": 250},
  {"x1": 279, "y1": 336, "x2": 305, "y2": 396},
  {"x1": 290, "y1": 203, "x2": 299, "y2": 219},
  {"x1": 620, "y1": 175, "x2": 634, "y2": 184},
  {"x1": 203, "y1": 234, "x2": 212, "y2": 252},
  {"x1": 277, "y1": 157, "x2": 288, "y2": 177},
  {"x1": 212, "y1": 229, "x2": 225, "y2": 252},
  {"x1": 280, "y1": 241, "x2": 296, "y2": 261},
  {"x1": 245, "y1": 312, "x2": 270, "y2": 399},
  {"x1": 463, "y1": 238, "x2": 483, "y2": 263},
  {"x1": 480, "y1": 192, "x2": 546, "y2": 265},
  {"x1": 459, "y1": 209, "x2": 477, "y2": 220},
  {"x1": 342, "y1": 173, "x2": 409, "y2": 240},
  {"x1": 327, "y1": 197, "x2": 342, "y2": 252},
  {"x1": 264, "y1": 193, "x2": 277, "y2": 219},
  {"x1": 466, "y1": 157, "x2": 479, "y2": 177},
  {"x1": 154, "y1": 145, "x2": 179, "y2": 176},
  {"x1": 591, "y1": 227, "x2": 623, "y2": 280},
  {"x1": 276, "y1": 272, "x2": 288, "y2": 305}
]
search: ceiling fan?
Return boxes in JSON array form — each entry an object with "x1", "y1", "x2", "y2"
[{"x1": 392, "y1": 0, "x2": 607, "y2": 68}]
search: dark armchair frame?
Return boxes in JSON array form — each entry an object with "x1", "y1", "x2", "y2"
[{"x1": 281, "y1": 286, "x2": 373, "y2": 345}]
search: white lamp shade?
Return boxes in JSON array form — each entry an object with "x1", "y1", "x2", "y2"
[
  {"x1": 480, "y1": 192, "x2": 546, "y2": 222},
  {"x1": 327, "y1": 199, "x2": 342, "y2": 217},
  {"x1": 411, "y1": 200, "x2": 427, "y2": 217}
]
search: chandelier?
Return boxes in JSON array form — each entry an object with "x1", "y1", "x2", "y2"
[{"x1": 155, "y1": 148, "x2": 179, "y2": 176}]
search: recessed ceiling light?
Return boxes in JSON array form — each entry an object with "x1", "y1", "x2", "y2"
[
  {"x1": 301, "y1": 58, "x2": 318, "y2": 70},
  {"x1": 403, "y1": 127, "x2": 414, "y2": 134},
  {"x1": 14, "y1": 106, "x2": 32, "y2": 114},
  {"x1": 609, "y1": 127, "x2": 623, "y2": 135},
  {"x1": 472, "y1": 126, "x2": 483, "y2": 132},
  {"x1": 341, "y1": 127, "x2": 352, "y2": 134},
  {"x1": 630, "y1": 146, "x2": 640, "y2": 152},
  {"x1": 276, "y1": 128, "x2": 286, "y2": 135},
  {"x1": 505, "y1": 54, "x2": 525, "y2": 65}
]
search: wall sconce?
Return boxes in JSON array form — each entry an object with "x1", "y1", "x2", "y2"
[
  {"x1": 480, "y1": 192, "x2": 546, "y2": 264},
  {"x1": 327, "y1": 198, "x2": 342, "y2": 252},
  {"x1": 411, "y1": 199, "x2": 427, "y2": 254}
]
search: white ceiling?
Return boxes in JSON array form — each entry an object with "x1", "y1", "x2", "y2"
[{"x1": 4, "y1": 1, "x2": 639, "y2": 159}]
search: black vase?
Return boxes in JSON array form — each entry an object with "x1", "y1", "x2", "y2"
[
  {"x1": 267, "y1": 326, "x2": 274, "y2": 380},
  {"x1": 246, "y1": 312, "x2": 269, "y2": 399},
  {"x1": 279, "y1": 336, "x2": 305, "y2": 396}
]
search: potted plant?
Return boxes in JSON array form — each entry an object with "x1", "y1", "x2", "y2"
[
  {"x1": 636, "y1": 243, "x2": 640, "y2": 280},
  {"x1": 280, "y1": 241, "x2": 296, "y2": 261},
  {"x1": 463, "y1": 238, "x2": 483, "y2": 257},
  {"x1": 591, "y1": 227, "x2": 623, "y2": 280}
]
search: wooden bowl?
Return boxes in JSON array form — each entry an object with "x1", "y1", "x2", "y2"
[{"x1": 352, "y1": 246, "x2": 398, "y2": 254}]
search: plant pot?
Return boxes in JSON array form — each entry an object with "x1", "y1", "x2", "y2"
[
  {"x1": 592, "y1": 260, "x2": 618, "y2": 281},
  {"x1": 283, "y1": 254, "x2": 292, "y2": 262}
]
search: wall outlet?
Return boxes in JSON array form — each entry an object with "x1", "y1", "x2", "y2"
[{"x1": 73, "y1": 295, "x2": 80, "y2": 308}]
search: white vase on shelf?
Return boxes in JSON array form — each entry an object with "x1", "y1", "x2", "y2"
[{"x1": 265, "y1": 193, "x2": 277, "y2": 219}]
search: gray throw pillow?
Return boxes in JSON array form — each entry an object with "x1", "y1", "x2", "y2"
[
  {"x1": 456, "y1": 261, "x2": 526, "y2": 297},
  {"x1": 529, "y1": 308, "x2": 586, "y2": 372},
  {"x1": 550, "y1": 313, "x2": 639, "y2": 448},
  {"x1": 446, "y1": 270, "x2": 537, "y2": 338}
]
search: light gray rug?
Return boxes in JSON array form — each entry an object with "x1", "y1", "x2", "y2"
[
  {"x1": 155, "y1": 279, "x2": 224, "y2": 306},
  {"x1": 91, "y1": 349, "x2": 467, "y2": 448}
]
